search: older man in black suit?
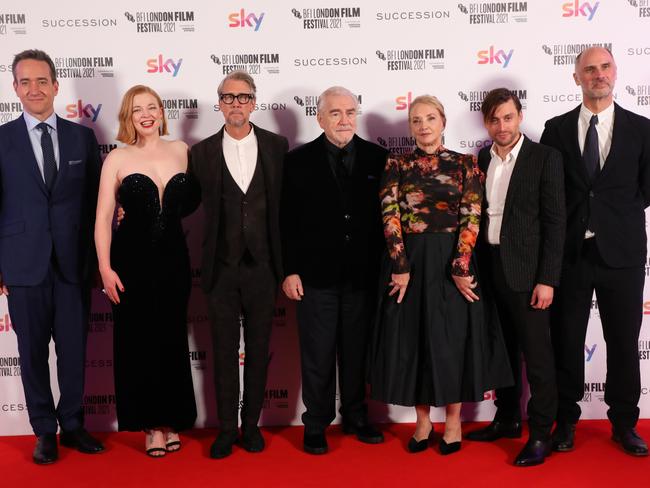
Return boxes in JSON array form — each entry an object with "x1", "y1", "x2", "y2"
[
  {"x1": 281, "y1": 86, "x2": 386, "y2": 454},
  {"x1": 190, "y1": 71, "x2": 288, "y2": 459},
  {"x1": 466, "y1": 88, "x2": 565, "y2": 467},
  {"x1": 541, "y1": 47, "x2": 650, "y2": 457}
]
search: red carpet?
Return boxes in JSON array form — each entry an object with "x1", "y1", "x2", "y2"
[{"x1": 1, "y1": 420, "x2": 648, "y2": 487}]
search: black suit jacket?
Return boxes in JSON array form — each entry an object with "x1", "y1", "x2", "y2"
[
  {"x1": 0, "y1": 114, "x2": 101, "y2": 286},
  {"x1": 540, "y1": 103, "x2": 650, "y2": 267},
  {"x1": 477, "y1": 136, "x2": 565, "y2": 292},
  {"x1": 280, "y1": 134, "x2": 388, "y2": 288},
  {"x1": 189, "y1": 123, "x2": 289, "y2": 292}
]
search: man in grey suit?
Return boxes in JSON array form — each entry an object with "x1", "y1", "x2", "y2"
[
  {"x1": 466, "y1": 88, "x2": 565, "y2": 467},
  {"x1": 190, "y1": 71, "x2": 288, "y2": 459}
]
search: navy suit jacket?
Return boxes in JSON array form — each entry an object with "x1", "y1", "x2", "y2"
[
  {"x1": 0, "y1": 114, "x2": 101, "y2": 286},
  {"x1": 540, "y1": 103, "x2": 650, "y2": 267}
]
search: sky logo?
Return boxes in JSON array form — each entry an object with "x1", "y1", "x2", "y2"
[
  {"x1": 585, "y1": 344, "x2": 597, "y2": 362},
  {"x1": 477, "y1": 46, "x2": 514, "y2": 68},
  {"x1": 146, "y1": 54, "x2": 183, "y2": 77},
  {"x1": 395, "y1": 91, "x2": 414, "y2": 110},
  {"x1": 66, "y1": 100, "x2": 102, "y2": 122},
  {"x1": 228, "y1": 9, "x2": 265, "y2": 31},
  {"x1": 562, "y1": 1, "x2": 600, "y2": 21}
]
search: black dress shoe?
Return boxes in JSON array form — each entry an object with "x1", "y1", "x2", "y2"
[
  {"x1": 465, "y1": 420, "x2": 522, "y2": 442},
  {"x1": 551, "y1": 421, "x2": 576, "y2": 452},
  {"x1": 33, "y1": 434, "x2": 58, "y2": 465},
  {"x1": 342, "y1": 423, "x2": 384, "y2": 444},
  {"x1": 59, "y1": 428, "x2": 105, "y2": 454},
  {"x1": 612, "y1": 428, "x2": 649, "y2": 457},
  {"x1": 210, "y1": 431, "x2": 239, "y2": 459},
  {"x1": 514, "y1": 438, "x2": 551, "y2": 467},
  {"x1": 303, "y1": 431, "x2": 328, "y2": 455},
  {"x1": 407, "y1": 433, "x2": 431, "y2": 453},
  {"x1": 439, "y1": 438, "x2": 461, "y2": 455},
  {"x1": 241, "y1": 426, "x2": 265, "y2": 453}
]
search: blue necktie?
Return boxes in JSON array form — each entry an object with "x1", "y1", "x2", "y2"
[
  {"x1": 36, "y1": 122, "x2": 58, "y2": 191},
  {"x1": 583, "y1": 115, "x2": 599, "y2": 180}
]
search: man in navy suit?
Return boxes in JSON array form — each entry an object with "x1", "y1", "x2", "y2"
[
  {"x1": 0, "y1": 49, "x2": 104, "y2": 464},
  {"x1": 541, "y1": 47, "x2": 650, "y2": 457}
]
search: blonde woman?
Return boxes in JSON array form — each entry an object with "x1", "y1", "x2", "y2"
[{"x1": 369, "y1": 95, "x2": 511, "y2": 455}]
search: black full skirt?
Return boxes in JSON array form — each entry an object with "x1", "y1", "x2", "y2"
[{"x1": 369, "y1": 232, "x2": 512, "y2": 407}]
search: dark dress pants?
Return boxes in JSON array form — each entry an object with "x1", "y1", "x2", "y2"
[
  {"x1": 489, "y1": 248, "x2": 557, "y2": 440},
  {"x1": 7, "y1": 264, "x2": 88, "y2": 436},
  {"x1": 297, "y1": 282, "x2": 372, "y2": 433},
  {"x1": 206, "y1": 256, "x2": 276, "y2": 432},
  {"x1": 552, "y1": 238, "x2": 644, "y2": 429}
]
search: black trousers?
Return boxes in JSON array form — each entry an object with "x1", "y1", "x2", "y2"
[
  {"x1": 296, "y1": 282, "x2": 372, "y2": 433},
  {"x1": 552, "y1": 238, "x2": 644, "y2": 429},
  {"x1": 489, "y1": 248, "x2": 557, "y2": 439},
  {"x1": 7, "y1": 263, "x2": 88, "y2": 436},
  {"x1": 206, "y1": 257, "x2": 276, "y2": 432}
]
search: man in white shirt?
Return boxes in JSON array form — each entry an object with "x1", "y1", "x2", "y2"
[
  {"x1": 466, "y1": 88, "x2": 565, "y2": 467},
  {"x1": 189, "y1": 71, "x2": 289, "y2": 459},
  {"x1": 541, "y1": 46, "x2": 650, "y2": 457}
]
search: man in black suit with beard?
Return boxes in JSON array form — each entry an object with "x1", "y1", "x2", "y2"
[
  {"x1": 466, "y1": 88, "x2": 565, "y2": 467},
  {"x1": 190, "y1": 71, "x2": 288, "y2": 459},
  {"x1": 281, "y1": 86, "x2": 386, "y2": 454},
  {"x1": 541, "y1": 47, "x2": 650, "y2": 457}
]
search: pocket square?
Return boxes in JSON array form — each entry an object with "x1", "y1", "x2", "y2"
[{"x1": 68, "y1": 160, "x2": 83, "y2": 166}]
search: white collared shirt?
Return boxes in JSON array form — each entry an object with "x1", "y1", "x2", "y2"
[
  {"x1": 24, "y1": 111, "x2": 60, "y2": 181},
  {"x1": 578, "y1": 102, "x2": 615, "y2": 170},
  {"x1": 222, "y1": 125, "x2": 258, "y2": 193},
  {"x1": 485, "y1": 133, "x2": 525, "y2": 245},
  {"x1": 578, "y1": 103, "x2": 614, "y2": 238}
]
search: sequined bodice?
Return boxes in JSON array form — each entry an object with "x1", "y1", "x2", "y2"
[{"x1": 115, "y1": 172, "x2": 199, "y2": 242}]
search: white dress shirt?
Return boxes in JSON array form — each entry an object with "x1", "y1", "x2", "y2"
[
  {"x1": 24, "y1": 111, "x2": 60, "y2": 181},
  {"x1": 485, "y1": 133, "x2": 525, "y2": 245},
  {"x1": 222, "y1": 125, "x2": 258, "y2": 193},
  {"x1": 578, "y1": 103, "x2": 614, "y2": 238}
]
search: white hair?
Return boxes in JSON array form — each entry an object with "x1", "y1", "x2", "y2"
[{"x1": 317, "y1": 86, "x2": 359, "y2": 113}]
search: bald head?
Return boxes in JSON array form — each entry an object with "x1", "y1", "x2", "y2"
[{"x1": 573, "y1": 46, "x2": 617, "y2": 108}]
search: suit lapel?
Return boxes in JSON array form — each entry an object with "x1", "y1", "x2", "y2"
[
  {"x1": 314, "y1": 134, "x2": 341, "y2": 193},
  {"x1": 14, "y1": 115, "x2": 48, "y2": 195},
  {"x1": 502, "y1": 135, "x2": 531, "y2": 219},
  {"x1": 560, "y1": 105, "x2": 589, "y2": 182},
  {"x1": 598, "y1": 103, "x2": 625, "y2": 180},
  {"x1": 254, "y1": 124, "x2": 276, "y2": 203},
  {"x1": 349, "y1": 134, "x2": 367, "y2": 187},
  {"x1": 208, "y1": 126, "x2": 226, "y2": 187},
  {"x1": 53, "y1": 116, "x2": 71, "y2": 194}
]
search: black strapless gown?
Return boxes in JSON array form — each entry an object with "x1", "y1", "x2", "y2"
[{"x1": 111, "y1": 172, "x2": 199, "y2": 431}]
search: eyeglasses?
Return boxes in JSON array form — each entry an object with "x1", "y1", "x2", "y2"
[{"x1": 219, "y1": 93, "x2": 254, "y2": 104}]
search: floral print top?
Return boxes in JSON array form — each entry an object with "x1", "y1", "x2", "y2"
[{"x1": 380, "y1": 146, "x2": 483, "y2": 276}]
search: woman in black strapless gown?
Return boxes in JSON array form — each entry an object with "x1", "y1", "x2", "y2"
[{"x1": 95, "y1": 85, "x2": 198, "y2": 457}]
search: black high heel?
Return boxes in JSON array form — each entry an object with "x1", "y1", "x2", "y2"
[{"x1": 439, "y1": 437, "x2": 461, "y2": 455}]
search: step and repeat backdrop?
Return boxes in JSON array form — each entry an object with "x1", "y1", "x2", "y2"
[{"x1": 1, "y1": 0, "x2": 649, "y2": 435}]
